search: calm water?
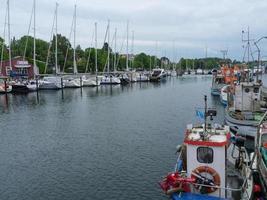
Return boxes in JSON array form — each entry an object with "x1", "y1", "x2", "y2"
[{"x1": 0, "y1": 76, "x2": 228, "y2": 200}]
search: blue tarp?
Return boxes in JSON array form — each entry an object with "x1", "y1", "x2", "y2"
[{"x1": 171, "y1": 193, "x2": 227, "y2": 200}]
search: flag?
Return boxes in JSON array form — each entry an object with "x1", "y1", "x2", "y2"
[{"x1": 196, "y1": 109, "x2": 205, "y2": 119}]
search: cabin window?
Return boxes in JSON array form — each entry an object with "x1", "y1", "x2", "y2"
[
  {"x1": 197, "y1": 147, "x2": 213, "y2": 164},
  {"x1": 253, "y1": 87, "x2": 259, "y2": 93},
  {"x1": 244, "y1": 88, "x2": 250, "y2": 93}
]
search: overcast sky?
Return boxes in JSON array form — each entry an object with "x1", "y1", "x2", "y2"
[{"x1": 1, "y1": 0, "x2": 267, "y2": 61}]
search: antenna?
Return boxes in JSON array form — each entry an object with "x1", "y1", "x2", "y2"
[{"x1": 242, "y1": 27, "x2": 255, "y2": 64}]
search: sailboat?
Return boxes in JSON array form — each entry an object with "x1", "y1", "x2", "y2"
[
  {"x1": 101, "y1": 20, "x2": 121, "y2": 85},
  {"x1": 63, "y1": 5, "x2": 82, "y2": 88},
  {"x1": 39, "y1": 2, "x2": 63, "y2": 90},
  {"x1": 83, "y1": 22, "x2": 100, "y2": 87},
  {"x1": 10, "y1": 0, "x2": 39, "y2": 93},
  {"x1": 119, "y1": 20, "x2": 131, "y2": 84},
  {"x1": 0, "y1": 0, "x2": 12, "y2": 93}
]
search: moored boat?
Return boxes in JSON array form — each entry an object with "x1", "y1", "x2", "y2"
[
  {"x1": 159, "y1": 96, "x2": 257, "y2": 200},
  {"x1": 149, "y1": 68, "x2": 167, "y2": 82},
  {"x1": 0, "y1": 78, "x2": 12, "y2": 94},
  {"x1": 225, "y1": 82, "x2": 263, "y2": 138},
  {"x1": 220, "y1": 85, "x2": 229, "y2": 106},
  {"x1": 100, "y1": 74, "x2": 121, "y2": 85},
  {"x1": 39, "y1": 76, "x2": 63, "y2": 90}
]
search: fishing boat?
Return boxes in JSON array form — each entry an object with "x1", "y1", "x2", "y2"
[
  {"x1": 159, "y1": 96, "x2": 257, "y2": 200},
  {"x1": 225, "y1": 82, "x2": 263, "y2": 138},
  {"x1": 257, "y1": 120, "x2": 267, "y2": 197},
  {"x1": 211, "y1": 74, "x2": 226, "y2": 96},
  {"x1": 220, "y1": 85, "x2": 229, "y2": 106},
  {"x1": 211, "y1": 65, "x2": 240, "y2": 96},
  {"x1": 149, "y1": 68, "x2": 167, "y2": 82}
]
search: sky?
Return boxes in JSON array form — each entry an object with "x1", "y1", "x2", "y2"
[{"x1": 1, "y1": 0, "x2": 267, "y2": 61}]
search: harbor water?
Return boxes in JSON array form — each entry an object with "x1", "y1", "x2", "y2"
[{"x1": 0, "y1": 75, "x2": 238, "y2": 200}]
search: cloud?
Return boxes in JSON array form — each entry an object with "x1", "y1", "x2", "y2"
[{"x1": 0, "y1": 0, "x2": 267, "y2": 61}]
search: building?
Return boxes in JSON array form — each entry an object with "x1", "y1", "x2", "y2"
[{"x1": 0, "y1": 56, "x2": 34, "y2": 79}]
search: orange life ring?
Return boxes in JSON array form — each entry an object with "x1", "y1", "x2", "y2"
[{"x1": 191, "y1": 166, "x2": 220, "y2": 194}]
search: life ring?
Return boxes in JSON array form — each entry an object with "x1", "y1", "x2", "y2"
[{"x1": 191, "y1": 166, "x2": 220, "y2": 194}]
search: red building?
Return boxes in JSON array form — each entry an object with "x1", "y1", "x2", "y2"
[{"x1": 0, "y1": 56, "x2": 34, "y2": 79}]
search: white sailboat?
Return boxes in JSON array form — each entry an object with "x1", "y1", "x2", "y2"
[
  {"x1": 101, "y1": 20, "x2": 121, "y2": 85},
  {"x1": 83, "y1": 22, "x2": 100, "y2": 87},
  {"x1": 39, "y1": 2, "x2": 64, "y2": 90},
  {"x1": 64, "y1": 4, "x2": 82, "y2": 88},
  {"x1": 0, "y1": 0, "x2": 12, "y2": 93}
]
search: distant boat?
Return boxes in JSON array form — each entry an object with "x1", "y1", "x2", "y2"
[
  {"x1": 119, "y1": 73, "x2": 130, "y2": 85},
  {"x1": 211, "y1": 74, "x2": 226, "y2": 95},
  {"x1": 196, "y1": 68, "x2": 203, "y2": 75},
  {"x1": 64, "y1": 77, "x2": 82, "y2": 88},
  {"x1": 39, "y1": 76, "x2": 63, "y2": 90},
  {"x1": 10, "y1": 80, "x2": 37, "y2": 93},
  {"x1": 0, "y1": 79, "x2": 12, "y2": 94},
  {"x1": 220, "y1": 85, "x2": 229, "y2": 106},
  {"x1": 150, "y1": 68, "x2": 167, "y2": 82},
  {"x1": 171, "y1": 70, "x2": 177, "y2": 77},
  {"x1": 101, "y1": 74, "x2": 121, "y2": 85},
  {"x1": 82, "y1": 76, "x2": 100, "y2": 87},
  {"x1": 136, "y1": 72, "x2": 149, "y2": 82}
]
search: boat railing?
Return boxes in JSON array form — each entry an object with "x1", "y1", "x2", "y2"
[{"x1": 189, "y1": 178, "x2": 251, "y2": 199}]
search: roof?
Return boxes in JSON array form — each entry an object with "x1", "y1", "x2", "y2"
[{"x1": 184, "y1": 125, "x2": 230, "y2": 147}]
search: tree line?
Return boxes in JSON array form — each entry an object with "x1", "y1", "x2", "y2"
[{"x1": 0, "y1": 34, "x2": 231, "y2": 74}]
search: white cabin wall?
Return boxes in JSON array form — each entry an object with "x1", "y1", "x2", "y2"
[{"x1": 186, "y1": 144, "x2": 226, "y2": 198}]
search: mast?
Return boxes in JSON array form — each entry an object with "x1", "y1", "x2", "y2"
[
  {"x1": 7, "y1": 0, "x2": 11, "y2": 75},
  {"x1": 33, "y1": 0, "x2": 37, "y2": 77},
  {"x1": 73, "y1": 4, "x2": 77, "y2": 74},
  {"x1": 55, "y1": 2, "x2": 58, "y2": 74},
  {"x1": 131, "y1": 30, "x2": 134, "y2": 68},
  {"x1": 126, "y1": 20, "x2": 129, "y2": 71},
  {"x1": 114, "y1": 27, "x2": 117, "y2": 72},
  {"x1": 107, "y1": 19, "x2": 110, "y2": 74},
  {"x1": 95, "y1": 22, "x2": 98, "y2": 81}
]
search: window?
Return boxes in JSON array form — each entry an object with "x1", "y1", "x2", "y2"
[
  {"x1": 253, "y1": 87, "x2": 259, "y2": 93},
  {"x1": 197, "y1": 147, "x2": 213, "y2": 163},
  {"x1": 244, "y1": 88, "x2": 250, "y2": 93}
]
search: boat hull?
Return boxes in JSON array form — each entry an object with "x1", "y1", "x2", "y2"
[{"x1": 224, "y1": 111, "x2": 257, "y2": 138}]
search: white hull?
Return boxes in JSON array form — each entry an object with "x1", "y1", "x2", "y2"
[
  {"x1": 171, "y1": 71, "x2": 177, "y2": 77},
  {"x1": 0, "y1": 84, "x2": 12, "y2": 93},
  {"x1": 39, "y1": 77, "x2": 63, "y2": 90},
  {"x1": 101, "y1": 76, "x2": 121, "y2": 85},
  {"x1": 136, "y1": 74, "x2": 149, "y2": 82},
  {"x1": 64, "y1": 78, "x2": 82, "y2": 88},
  {"x1": 83, "y1": 78, "x2": 100, "y2": 87}
]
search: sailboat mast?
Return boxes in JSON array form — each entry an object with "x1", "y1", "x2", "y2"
[
  {"x1": 107, "y1": 19, "x2": 110, "y2": 74},
  {"x1": 73, "y1": 4, "x2": 77, "y2": 74},
  {"x1": 131, "y1": 30, "x2": 134, "y2": 68},
  {"x1": 114, "y1": 28, "x2": 117, "y2": 72},
  {"x1": 95, "y1": 22, "x2": 98, "y2": 78},
  {"x1": 55, "y1": 2, "x2": 58, "y2": 74},
  {"x1": 7, "y1": 0, "x2": 11, "y2": 74},
  {"x1": 33, "y1": 0, "x2": 37, "y2": 77},
  {"x1": 126, "y1": 20, "x2": 129, "y2": 71}
]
